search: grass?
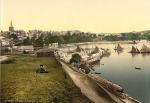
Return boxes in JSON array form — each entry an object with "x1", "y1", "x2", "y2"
[{"x1": 1, "y1": 54, "x2": 93, "y2": 103}]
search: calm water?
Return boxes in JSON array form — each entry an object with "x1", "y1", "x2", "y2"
[{"x1": 89, "y1": 43, "x2": 150, "y2": 103}]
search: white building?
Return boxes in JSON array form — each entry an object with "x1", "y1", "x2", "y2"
[
  {"x1": 0, "y1": 36, "x2": 10, "y2": 46},
  {"x1": 16, "y1": 45, "x2": 34, "y2": 52},
  {"x1": 49, "y1": 43, "x2": 59, "y2": 49}
]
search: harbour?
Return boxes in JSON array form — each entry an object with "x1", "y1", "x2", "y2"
[{"x1": 55, "y1": 41, "x2": 150, "y2": 103}]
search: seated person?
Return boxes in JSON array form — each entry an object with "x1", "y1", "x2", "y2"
[{"x1": 36, "y1": 65, "x2": 48, "y2": 73}]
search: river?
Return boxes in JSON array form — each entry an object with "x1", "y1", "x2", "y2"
[
  {"x1": 61, "y1": 42, "x2": 150, "y2": 103},
  {"x1": 87, "y1": 42, "x2": 150, "y2": 103}
]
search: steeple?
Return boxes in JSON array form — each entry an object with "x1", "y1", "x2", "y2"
[
  {"x1": 9, "y1": 20, "x2": 14, "y2": 32},
  {"x1": 10, "y1": 20, "x2": 13, "y2": 27}
]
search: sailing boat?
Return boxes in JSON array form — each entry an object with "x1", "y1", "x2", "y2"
[{"x1": 114, "y1": 44, "x2": 123, "y2": 51}]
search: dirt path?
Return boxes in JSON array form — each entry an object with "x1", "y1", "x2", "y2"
[{"x1": 61, "y1": 61, "x2": 117, "y2": 103}]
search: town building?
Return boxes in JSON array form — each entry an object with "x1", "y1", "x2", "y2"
[{"x1": 0, "y1": 36, "x2": 10, "y2": 46}]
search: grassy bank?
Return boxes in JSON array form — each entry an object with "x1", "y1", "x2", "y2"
[{"x1": 1, "y1": 54, "x2": 93, "y2": 103}]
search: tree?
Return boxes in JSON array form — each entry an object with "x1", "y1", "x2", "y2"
[
  {"x1": 70, "y1": 53, "x2": 82, "y2": 64},
  {"x1": 9, "y1": 33, "x2": 18, "y2": 40},
  {"x1": 23, "y1": 37, "x2": 32, "y2": 45},
  {"x1": 33, "y1": 35, "x2": 44, "y2": 47},
  {"x1": 44, "y1": 37, "x2": 49, "y2": 46}
]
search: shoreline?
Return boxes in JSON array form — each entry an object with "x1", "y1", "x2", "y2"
[
  {"x1": 60, "y1": 61, "x2": 117, "y2": 103},
  {"x1": 63, "y1": 40, "x2": 150, "y2": 46},
  {"x1": 54, "y1": 41, "x2": 149, "y2": 103},
  {"x1": 57, "y1": 57, "x2": 141, "y2": 103}
]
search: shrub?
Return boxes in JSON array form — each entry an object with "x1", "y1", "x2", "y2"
[
  {"x1": 23, "y1": 50, "x2": 29, "y2": 54},
  {"x1": 69, "y1": 53, "x2": 81, "y2": 64}
]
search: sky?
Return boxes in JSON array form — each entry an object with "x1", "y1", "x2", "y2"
[{"x1": 0, "y1": 0, "x2": 150, "y2": 33}]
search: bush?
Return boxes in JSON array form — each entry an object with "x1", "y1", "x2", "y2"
[
  {"x1": 23, "y1": 50, "x2": 29, "y2": 54},
  {"x1": 69, "y1": 53, "x2": 82, "y2": 64}
]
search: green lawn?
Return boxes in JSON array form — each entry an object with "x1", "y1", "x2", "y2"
[{"x1": 1, "y1": 54, "x2": 93, "y2": 103}]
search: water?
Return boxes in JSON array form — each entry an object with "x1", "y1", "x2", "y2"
[{"x1": 89, "y1": 43, "x2": 150, "y2": 103}]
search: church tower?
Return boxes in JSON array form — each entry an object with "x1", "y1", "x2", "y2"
[{"x1": 9, "y1": 20, "x2": 14, "y2": 32}]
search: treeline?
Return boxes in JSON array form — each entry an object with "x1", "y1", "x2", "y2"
[
  {"x1": 9, "y1": 31, "x2": 150, "y2": 47},
  {"x1": 103, "y1": 32, "x2": 150, "y2": 41},
  {"x1": 10, "y1": 32, "x2": 97, "y2": 47},
  {"x1": 44, "y1": 32, "x2": 97, "y2": 44},
  {"x1": 32, "y1": 32, "x2": 97, "y2": 47}
]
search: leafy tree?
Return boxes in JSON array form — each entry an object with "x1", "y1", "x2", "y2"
[
  {"x1": 9, "y1": 33, "x2": 18, "y2": 40},
  {"x1": 33, "y1": 35, "x2": 44, "y2": 47},
  {"x1": 23, "y1": 37, "x2": 32, "y2": 45},
  {"x1": 103, "y1": 35, "x2": 120, "y2": 41},
  {"x1": 70, "y1": 53, "x2": 82, "y2": 64}
]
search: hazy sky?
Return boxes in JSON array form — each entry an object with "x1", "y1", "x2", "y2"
[{"x1": 1, "y1": 0, "x2": 150, "y2": 33}]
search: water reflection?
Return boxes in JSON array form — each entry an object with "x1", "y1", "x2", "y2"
[
  {"x1": 131, "y1": 53, "x2": 150, "y2": 58},
  {"x1": 130, "y1": 53, "x2": 139, "y2": 57},
  {"x1": 141, "y1": 53, "x2": 150, "y2": 57},
  {"x1": 114, "y1": 50, "x2": 123, "y2": 55}
]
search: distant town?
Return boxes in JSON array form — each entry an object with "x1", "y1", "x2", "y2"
[{"x1": 1, "y1": 21, "x2": 150, "y2": 49}]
